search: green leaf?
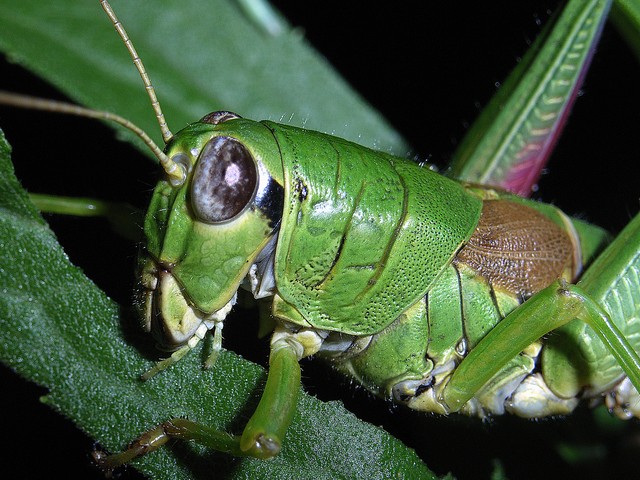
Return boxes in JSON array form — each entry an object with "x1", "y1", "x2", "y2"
[
  {"x1": 0, "y1": 0, "x2": 407, "y2": 156},
  {"x1": 0, "y1": 126, "x2": 438, "y2": 479},
  {"x1": 612, "y1": 0, "x2": 640, "y2": 61}
]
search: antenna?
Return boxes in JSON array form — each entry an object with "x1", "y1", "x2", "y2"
[
  {"x1": 0, "y1": 1, "x2": 186, "y2": 185},
  {"x1": 99, "y1": 0, "x2": 173, "y2": 145},
  {"x1": 99, "y1": 0, "x2": 185, "y2": 184},
  {"x1": 0, "y1": 91, "x2": 175, "y2": 175}
]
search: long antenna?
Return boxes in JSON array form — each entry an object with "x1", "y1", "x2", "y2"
[
  {"x1": 99, "y1": 0, "x2": 173, "y2": 145},
  {"x1": 99, "y1": 0, "x2": 185, "y2": 185},
  {"x1": 0, "y1": 91, "x2": 166, "y2": 167},
  {"x1": 0, "y1": 1, "x2": 186, "y2": 185}
]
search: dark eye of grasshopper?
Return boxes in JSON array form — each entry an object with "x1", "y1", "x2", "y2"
[
  {"x1": 190, "y1": 136, "x2": 257, "y2": 223},
  {"x1": 200, "y1": 110, "x2": 241, "y2": 125}
]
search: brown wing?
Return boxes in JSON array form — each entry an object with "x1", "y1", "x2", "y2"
[{"x1": 454, "y1": 199, "x2": 578, "y2": 298}]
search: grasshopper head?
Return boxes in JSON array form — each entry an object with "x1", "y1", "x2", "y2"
[{"x1": 136, "y1": 113, "x2": 284, "y2": 351}]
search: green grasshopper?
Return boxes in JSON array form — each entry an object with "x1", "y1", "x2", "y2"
[{"x1": 0, "y1": 1, "x2": 639, "y2": 479}]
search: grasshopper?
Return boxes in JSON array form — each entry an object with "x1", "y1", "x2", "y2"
[{"x1": 0, "y1": 0, "x2": 633, "y2": 480}]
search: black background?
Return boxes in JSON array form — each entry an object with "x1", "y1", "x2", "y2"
[{"x1": 1, "y1": 2, "x2": 639, "y2": 479}]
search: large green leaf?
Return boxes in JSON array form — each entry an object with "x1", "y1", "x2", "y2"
[{"x1": 0, "y1": 0, "x2": 406, "y2": 156}]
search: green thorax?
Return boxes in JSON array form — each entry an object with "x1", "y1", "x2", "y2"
[{"x1": 265, "y1": 122, "x2": 483, "y2": 335}]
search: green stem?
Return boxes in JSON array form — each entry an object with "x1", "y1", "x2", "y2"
[
  {"x1": 30, "y1": 193, "x2": 142, "y2": 241},
  {"x1": 30, "y1": 192, "x2": 117, "y2": 216}
]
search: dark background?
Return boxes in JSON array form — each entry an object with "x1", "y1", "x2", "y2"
[{"x1": 1, "y1": 1, "x2": 638, "y2": 479}]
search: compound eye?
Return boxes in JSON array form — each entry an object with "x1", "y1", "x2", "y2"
[
  {"x1": 190, "y1": 136, "x2": 257, "y2": 223},
  {"x1": 200, "y1": 111, "x2": 241, "y2": 125}
]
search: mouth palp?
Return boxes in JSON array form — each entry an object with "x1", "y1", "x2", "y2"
[{"x1": 137, "y1": 255, "x2": 238, "y2": 354}]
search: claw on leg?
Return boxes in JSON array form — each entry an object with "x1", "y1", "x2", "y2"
[
  {"x1": 93, "y1": 418, "x2": 246, "y2": 475},
  {"x1": 93, "y1": 423, "x2": 170, "y2": 475}
]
